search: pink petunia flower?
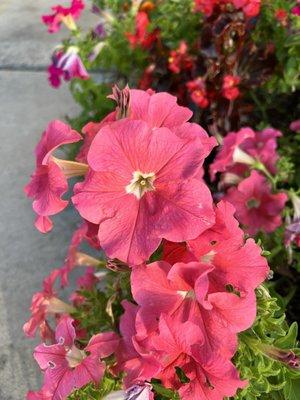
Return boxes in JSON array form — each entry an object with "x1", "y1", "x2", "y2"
[
  {"x1": 23, "y1": 269, "x2": 74, "y2": 340},
  {"x1": 210, "y1": 126, "x2": 281, "y2": 180},
  {"x1": 24, "y1": 120, "x2": 85, "y2": 233},
  {"x1": 72, "y1": 117, "x2": 215, "y2": 264},
  {"x1": 292, "y1": 0, "x2": 300, "y2": 16},
  {"x1": 224, "y1": 171, "x2": 288, "y2": 235},
  {"x1": 42, "y1": 0, "x2": 85, "y2": 33},
  {"x1": 33, "y1": 316, "x2": 119, "y2": 400},
  {"x1": 222, "y1": 75, "x2": 241, "y2": 101},
  {"x1": 48, "y1": 48, "x2": 89, "y2": 88},
  {"x1": 27, "y1": 385, "x2": 53, "y2": 400},
  {"x1": 168, "y1": 41, "x2": 194, "y2": 74},
  {"x1": 150, "y1": 314, "x2": 247, "y2": 400}
]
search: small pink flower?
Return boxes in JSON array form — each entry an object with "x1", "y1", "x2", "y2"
[
  {"x1": 210, "y1": 127, "x2": 281, "y2": 180},
  {"x1": 168, "y1": 41, "x2": 194, "y2": 74},
  {"x1": 186, "y1": 78, "x2": 209, "y2": 109},
  {"x1": 42, "y1": 0, "x2": 85, "y2": 33},
  {"x1": 222, "y1": 75, "x2": 241, "y2": 101},
  {"x1": 24, "y1": 120, "x2": 84, "y2": 232},
  {"x1": 72, "y1": 117, "x2": 215, "y2": 264},
  {"x1": 290, "y1": 119, "x2": 300, "y2": 132},
  {"x1": 292, "y1": 1, "x2": 300, "y2": 16},
  {"x1": 48, "y1": 48, "x2": 89, "y2": 88},
  {"x1": 23, "y1": 269, "x2": 74, "y2": 340},
  {"x1": 233, "y1": 0, "x2": 261, "y2": 17},
  {"x1": 275, "y1": 9, "x2": 288, "y2": 26},
  {"x1": 33, "y1": 316, "x2": 119, "y2": 400},
  {"x1": 224, "y1": 171, "x2": 288, "y2": 235},
  {"x1": 209, "y1": 127, "x2": 255, "y2": 181}
]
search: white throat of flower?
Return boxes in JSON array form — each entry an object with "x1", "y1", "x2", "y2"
[
  {"x1": 232, "y1": 147, "x2": 255, "y2": 166},
  {"x1": 66, "y1": 345, "x2": 86, "y2": 368},
  {"x1": 126, "y1": 171, "x2": 155, "y2": 199}
]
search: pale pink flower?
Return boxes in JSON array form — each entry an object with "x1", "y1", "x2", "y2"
[
  {"x1": 42, "y1": 0, "x2": 85, "y2": 33},
  {"x1": 33, "y1": 316, "x2": 119, "y2": 400},
  {"x1": 24, "y1": 120, "x2": 84, "y2": 233},
  {"x1": 224, "y1": 171, "x2": 287, "y2": 235},
  {"x1": 72, "y1": 117, "x2": 215, "y2": 264}
]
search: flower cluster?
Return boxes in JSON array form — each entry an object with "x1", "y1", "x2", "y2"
[{"x1": 24, "y1": 87, "x2": 300, "y2": 400}]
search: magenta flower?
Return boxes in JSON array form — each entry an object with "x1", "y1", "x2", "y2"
[
  {"x1": 292, "y1": 1, "x2": 300, "y2": 16},
  {"x1": 42, "y1": 0, "x2": 85, "y2": 33},
  {"x1": 210, "y1": 127, "x2": 281, "y2": 180},
  {"x1": 23, "y1": 269, "x2": 74, "y2": 340},
  {"x1": 24, "y1": 120, "x2": 85, "y2": 233},
  {"x1": 48, "y1": 48, "x2": 89, "y2": 88},
  {"x1": 33, "y1": 316, "x2": 119, "y2": 400},
  {"x1": 72, "y1": 118, "x2": 215, "y2": 264},
  {"x1": 224, "y1": 171, "x2": 287, "y2": 235}
]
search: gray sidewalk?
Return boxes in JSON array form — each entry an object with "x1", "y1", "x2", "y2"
[{"x1": 0, "y1": 1, "x2": 95, "y2": 398}]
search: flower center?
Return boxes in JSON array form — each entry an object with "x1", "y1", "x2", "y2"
[
  {"x1": 247, "y1": 198, "x2": 261, "y2": 209},
  {"x1": 126, "y1": 171, "x2": 155, "y2": 199},
  {"x1": 66, "y1": 345, "x2": 86, "y2": 368}
]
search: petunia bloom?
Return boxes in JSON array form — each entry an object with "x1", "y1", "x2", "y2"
[
  {"x1": 32, "y1": 316, "x2": 119, "y2": 400},
  {"x1": 48, "y1": 48, "x2": 89, "y2": 88},
  {"x1": 222, "y1": 75, "x2": 241, "y2": 101},
  {"x1": 42, "y1": 0, "x2": 85, "y2": 33},
  {"x1": 210, "y1": 127, "x2": 281, "y2": 181},
  {"x1": 23, "y1": 269, "x2": 74, "y2": 340},
  {"x1": 72, "y1": 117, "x2": 215, "y2": 264},
  {"x1": 224, "y1": 171, "x2": 287, "y2": 235},
  {"x1": 24, "y1": 120, "x2": 85, "y2": 232},
  {"x1": 291, "y1": 0, "x2": 300, "y2": 16}
]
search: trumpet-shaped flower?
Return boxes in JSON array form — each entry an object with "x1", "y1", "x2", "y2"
[
  {"x1": 42, "y1": 0, "x2": 85, "y2": 33},
  {"x1": 224, "y1": 171, "x2": 287, "y2": 235},
  {"x1": 72, "y1": 118, "x2": 215, "y2": 264},
  {"x1": 33, "y1": 316, "x2": 119, "y2": 400},
  {"x1": 23, "y1": 269, "x2": 74, "y2": 340},
  {"x1": 48, "y1": 48, "x2": 89, "y2": 88},
  {"x1": 24, "y1": 120, "x2": 84, "y2": 232}
]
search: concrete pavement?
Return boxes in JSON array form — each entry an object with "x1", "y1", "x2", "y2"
[{"x1": 0, "y1": 1, "x2": 96, "y2": 398}]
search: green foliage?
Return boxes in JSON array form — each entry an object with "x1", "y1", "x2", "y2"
[
  {"x1": 150, "y1": 0, "x2": 200, "y2": 47},
  {"x1": 67, "y1": 374, "x2": 122, "y2": 400},
  {"x1": 232, "y1": 286, "x2": 300, "y2": 399}
]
